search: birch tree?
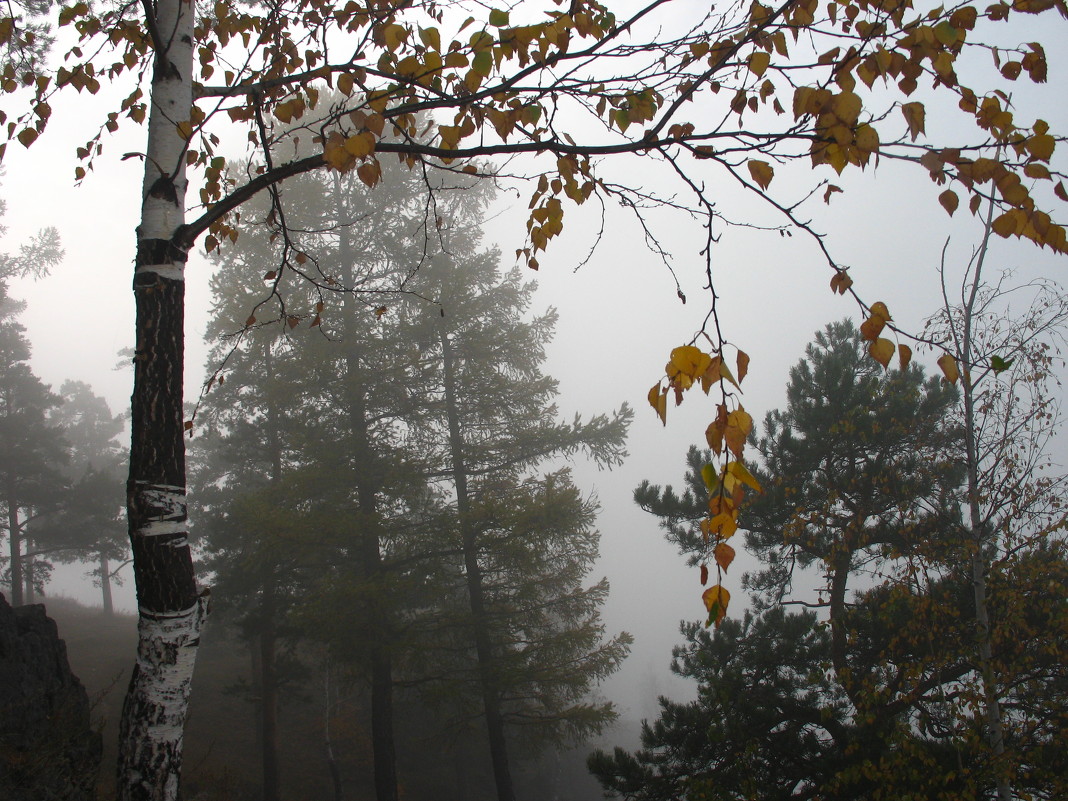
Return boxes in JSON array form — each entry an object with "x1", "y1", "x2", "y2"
[
  {"x1": 924, "y1": 235, "x2": 1068, "y2": 799},
  {"x1": 2, "y1": 0, "x2": 1068, "y2": 796}
]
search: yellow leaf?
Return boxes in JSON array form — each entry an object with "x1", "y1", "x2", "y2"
[
  {"x1": 748, "y1": 159, "x2": 774, "y2": 190},
  {"x1": 901, "y1": 101, "x2": 925, "y2": 141},
  {"x1": 337, "y1": 72, "x2": 354, "y2": 96},
  {"x1": 708, "y1": 512, "x2": 737, "y2": 540},
  {"x1": 859, "y1": 314, "x2": 886, "y2": 341},
  {"x1": 381, "y1": 23, "x2": 407, "y2": 52},
  {"x1": 736, "y1": 350, "x2": 749, "y2": 383},
  {"x1": 726, "y1": 460, "x2": 761, "y2": 493},
  {"x1": 702, "y1": 584, "x2": 731, "y2": 627},
  {"x1": 344, "y1": 131, "x2": 376, "y2": 158},
  {"x1": 869, "y1": 337, "x2": 894, "y2": 369},
  {"x1": 992, "y1": 211, "x2": 1020, "y2": 238},
  {"x1": 898, "y1": 343, "x2": 913, "y2": 371},
  {"x1": 938, "y1": 353, "x2": 960, "y2": 384},
  {"x1": 668, "y1": 345, "x2": 712, "y2": 389},
  {"x1": 1027, "y1": 133, "x2": 1055, "y2": 161},
  {"x1": 748, "y1": 51, "x2": 770, "y2": 78},
  {"x1": 869, "y1": 301, "x2": 891, "y2": 321},
  {"x1": 418, "y1": 26, "x2": 441, "y2": 51},
  {"x1": 648, "y1": 383, "x2": 667, "y2": 425},
  {"x1": 855, "y1": 124, "x2": 879, "y2": 154}
]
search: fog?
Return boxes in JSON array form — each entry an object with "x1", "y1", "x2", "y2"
[{"x1": 2, "y1": 7, "x2": 1068, "y2": 799}]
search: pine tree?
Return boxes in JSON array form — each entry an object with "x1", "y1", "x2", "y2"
[
  {"x1": 594, "y1": 321, "x2": 1017, "y2": 800},
  {"x1": 0, "y1": 196, "x2": 65, "y2": 606},
  {"x1": 191, "y1": 156, "x2": 439, "y2": 801},
  {"x1": 400, "y1": 223, "x2": 632, "y2": 801},
  {"x1": 40, "y1": 380, "x2": 128, "y2": 614}
]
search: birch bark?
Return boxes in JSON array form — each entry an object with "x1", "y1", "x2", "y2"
[{"x1": 117, "y1": 0, "x2": 209, "y2": 798}]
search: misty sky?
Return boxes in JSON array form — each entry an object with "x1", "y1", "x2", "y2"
[{"x1": 2, "y1": 6, "x2": 1067, "y2": 724}]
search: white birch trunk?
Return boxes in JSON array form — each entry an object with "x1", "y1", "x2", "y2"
[{"x1": 117, "y1": 0, "x2": 208, "y2": 798}]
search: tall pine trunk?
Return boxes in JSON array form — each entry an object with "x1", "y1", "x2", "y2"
[
  {"x1": 257, "y1": 345, "x2": 282, "y2": 801},
  {"x1": 336, "y1": 198, "x2": 399, "y2": 801},
  {"x1": 440, "y1": 329, "x2": 516, "y2": 801},
  {"x1": 259, "y1": 583, "x2": 281, "y2": 801},
  {"x1": 117, "y1": 0, "x2": 209, "y2": 798},
  {"x1": 7, "y1": 491, "x2": 23, "y2": 606}
]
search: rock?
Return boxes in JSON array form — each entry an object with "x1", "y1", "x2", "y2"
[{"x1": 0, "y1": 592, "x2": 102, "y2": 801}]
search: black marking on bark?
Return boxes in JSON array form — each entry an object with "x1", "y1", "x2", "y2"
[
  {"x1": 148, "y1": 175, "x2": 179, "y2": 202},
  {"x1": 137, "y1": 238, "x2": 189, "y2": 266}
]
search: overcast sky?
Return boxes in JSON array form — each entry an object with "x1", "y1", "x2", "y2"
[{"x1": 3, "y1": 5, "x2": 1068, "y2": 725}]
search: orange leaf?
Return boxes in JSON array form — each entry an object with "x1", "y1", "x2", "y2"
[
  {"x1": 829, "y1": 270, "x2": 853, "y2": 295},
  {"x1": 714, "y1": 542, "x2": 736, "y2": 572},
  {"x1": 736, "y1": 350, "x2": 750, "y2": 383},
  {"x1": 748, "y1": 159, "x2": 774, "y2": 190},
  {"x1": 939, "y1": 189, "x2": 959, "y2": 216},
  {"x1": 898, "y1": 343, "x2": 913, "y2": 371},
  {"x1": 938, "y1": 353, "x2": 960, "y2": 384}
]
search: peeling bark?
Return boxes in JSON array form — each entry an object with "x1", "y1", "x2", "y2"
[{"x1": 117, "y1": 0, "x2": 208, "y2": 797}]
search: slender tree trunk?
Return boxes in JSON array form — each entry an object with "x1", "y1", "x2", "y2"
[
  {"x1": 259, "y1": 346, "x2": 282, "y2": 801},
  {"x1": 260, "y1": 583, "x2": 281, "y2": 801},
  {"x1": 100, "y1": 553, "x2": 114, "y2": 616},
  {"x1": 957, "y1": 212, "x2": 1012, "y2": 801},
  {"x1": 323, "y1": 660, "x2": 344, "y2": 801},
  {"x1": 335, "y1": 201, "x2": 399, "y2": 801},
  {"x1": 8, "y1": 493, "x2": 23, "y2": 606},
  {"x1": 23, "y1": 533, "x2": 34, "y2": 603},
  {"x1": 440, "y1": 329, "x2": 516, "y2": 801},
  {"x1": 117, "y1": 0, "x2": 209, "y2": 797}
]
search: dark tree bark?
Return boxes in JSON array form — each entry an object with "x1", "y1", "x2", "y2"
[
  {"x1": 116, "y1": 0, "x2": 210, "y2": 797},
  {"x1": 99, "y1": 553, "x2": 114, "y2": 617},
  {"x1": 440, "y1": 329, "x2": 516, "y2": 801},
  {"x1": 7, "y1": 492, "x2": 23, "y2": 607}
]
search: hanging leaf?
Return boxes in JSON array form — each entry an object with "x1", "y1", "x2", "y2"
[
  {"x1": 714, "y1": 542, "x2": 736, "y2": 572},
  {"x1": 938, "y1": 353, "x2": 960, "y2": 384},
  {"x1": 748, "y1": 159, "x2": 774, "y2": 189},
  {"x1": 939, "y1": 189, "x2": 959, "y2": 216},
  {"x1": 726, "y1": 460, "x2": 762, "y2": 492},
  {"x1": 736, "y1": 350, "x2": 750, "y2": 383},
  {"x1": 869, "y1": 337, "x2": 894, "y2": 369},
  {"x1": 702, "y1": 584, "x2": 730, "y2": 627},
  {"x1": 898, "y1": 343, "x2": 913, "y2": 371}
]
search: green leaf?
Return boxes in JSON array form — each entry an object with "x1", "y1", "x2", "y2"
[{"x1": 991, "y1": 355, "x2": 1013, "y2": 373}]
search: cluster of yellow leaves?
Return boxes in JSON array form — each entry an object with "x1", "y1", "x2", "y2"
[
  {"x1": 858, "y1": 300, "x2": 962, "y2": 384},
  {"x1": 649, "y1": 344, "x2": 760, "y2": 627}
]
